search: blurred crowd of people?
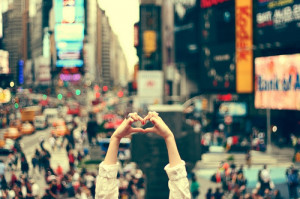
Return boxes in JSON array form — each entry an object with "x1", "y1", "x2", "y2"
[
  {"x1": 0, "y1": 117, "x2": 148, "y2": 199},
  {"x1": 201, "y1": 162, "x2": 299, "y2": 199}
]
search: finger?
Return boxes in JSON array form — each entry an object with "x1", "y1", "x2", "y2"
[
  {"x1": 127, "y1": 117, "x2": 135, "y2": 125},
  {"x1": 143, "y1": 111, "x2": 156, "y2": 123},
  {"x1": 131, "y1": 128, "x2": 145, "y2": 133},
  {"x1": 143, "y1": 127, "x2": 156, "y2": 133},
  {"x1": 136, "y1": 115, "x2": 145, "y2": 125},
  {"x1": 143, "y1": 113, "x2": 152, "y2": 122},
  {"x1": 150, "y1": 117, "x2": 158, "y2": 125}
]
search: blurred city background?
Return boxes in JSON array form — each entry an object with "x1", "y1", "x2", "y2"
[{"x1": 0, "y1": 0, "x2": 300, "y2": 198}]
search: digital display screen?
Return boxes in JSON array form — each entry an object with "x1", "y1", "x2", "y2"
[
  {"x1": 255, "y1": 0, "x2": 300, "y2": 45},
  {"x1": 54, "y1": 0, "x2": 84, "y2": 24},
  {"x1": 54, "y1": 23, "x2": 84, "y2": 42},
  {"x1": 218, "y1": 102, "x2": 247, "y2": 117}
]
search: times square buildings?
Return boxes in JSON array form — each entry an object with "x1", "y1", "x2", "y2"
[
  {"x1": 135, "y1": 0, "x2": 300, "y2": 145},
  {"x1": 0, "y1": 0, "x2": 299, "y2": 145}
]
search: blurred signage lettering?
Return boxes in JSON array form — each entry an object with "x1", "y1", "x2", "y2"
[
  {"x1": 235, "y1": 0, "x2": 253, "y2": 93},
  {"x1": 59, "y1": 73, "x2": 81, "y2": 82},
  {"x1": 255, "y1": 54, "x2": 300, "y2": 110},
  {"x1": 256, "y1": 0, "x2": 300, "y2": 45}
]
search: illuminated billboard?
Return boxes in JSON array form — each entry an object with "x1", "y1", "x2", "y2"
[
  {"x1": 54, "y1": 0, "x2": 85, "y2": 68},
  {"x1": 0, "y1": 50, "x2": 9, "y2": 74},
  {"x1": 54, "y1": 23, "x2": 84, "y2": 42},
  {"x1": 255, "y1": 54, "x2": 300, "y2": 110},
  {"x1": 218, "y1": 102, "x2": 247, "y2": 117},
  {"x1": 54, "y1": 0, "x2": 84, "y2": 24},
  {"x1": 255, "y1": 0, "x2": 300, "y2": 45}
]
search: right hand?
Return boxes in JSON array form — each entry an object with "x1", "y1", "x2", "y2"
[
  {"x1": 111, "y1": 112, "x2": 144, "y2": 140},
  {"x1": 143, "y1": 111, "x2": 174, "y2": 139}
]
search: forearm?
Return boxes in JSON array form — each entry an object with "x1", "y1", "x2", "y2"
[
  {"x1": 164, "y1": 134, "x2": 182, "y2": 167},
  {"x1": 103, "y1": 136, "x2": 121, "y2": 165}
]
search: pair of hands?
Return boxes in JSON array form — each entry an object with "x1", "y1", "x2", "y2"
[{"x1": 112, "y1": 112, "x2": 173, "y2": 140}]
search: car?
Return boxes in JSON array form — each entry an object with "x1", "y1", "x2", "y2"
[
  {"x1": 52, "y1": 118, "x2": 66, "y2": 127},
  {"x1": 34, "y1": 115, "x2": 47, "y2": 130},
  {"x1": 4, "y1": 128, "x2": 22, "y2": 140},
  {"x1": 0, "y1": 139, "x2": 14, "y2": 155},
  {"x1": 51, "y1": 122, "x2": 70, "y2": 137},
  {"x1": 20, "y1": 122, "x2": 35, "y2": 135}
]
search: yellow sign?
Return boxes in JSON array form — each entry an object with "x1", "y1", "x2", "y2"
[
  {"x1": 143, "y1": 30, "x2": 156, "y2": 56},
  {"x1": 235, "y1": 0, "x2": 253, "y2": 93}
]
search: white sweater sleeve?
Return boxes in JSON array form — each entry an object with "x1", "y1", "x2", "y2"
[
  {"x1": 164, "y1": 161, "x2": 191, "y2": 199},
  {"x1": 95, "y1": 162, "x2": 119, "y2": 199}
]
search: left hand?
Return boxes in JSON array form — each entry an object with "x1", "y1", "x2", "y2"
[{"x1": 111, "y1": 112, "x2": 145, "y2": 140}]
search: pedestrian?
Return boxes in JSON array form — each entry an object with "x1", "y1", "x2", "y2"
[
  {"x1": 95, "y1": 111, "x2": 191, "y2": 198},
  {"x1": 245, "y1": 150, "x2": 251, "y2": 168},
  {"x1": 287, "y1": 167, "x2": 299, "y2": 199},
  {"x1": 273, "y1": 189, "x2": 282, "y2": 199},
  {"x1": 31, "y1": 154, "x2": 38, "y2": 176},
  {"x1": 127, "y1": 176, "x2": 139, "y2": 199},
  {"x1": 20, "y1": 154, "x2": 29, "y2": 176},
  {"x1": 190, "y1": 174, "x2": 200, "y2": 199},
  {"x1": 213, "y1": 187, "x2": 223, "y2": 199},
  {"x1": 205, "y1": 188, "x2": 213, "y2": 199},
  {"x1": 86, "y1": 113, "x2": 98, "y2": 145},
  {"x1": 68, "y1": 150, "x2": 75, "y2": 170},
  {"x1": 30, "y1": 178, "x2": 40, "y2": 199}
]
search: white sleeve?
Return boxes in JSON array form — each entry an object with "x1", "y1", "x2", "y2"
[
  {"x1": 95, "y1": 162, "x2": 119, "y2": 199},
  {"x1": 164, "y1": 161, "x2": 191, "y2": 199}
]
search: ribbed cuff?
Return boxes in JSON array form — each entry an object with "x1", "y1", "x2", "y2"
[
  {"x1": 98, "y1": 162, "x2": 119, "y2": 179},
  {"x1": 164, "y1": 160, "x2": 187, "y2": 181}
]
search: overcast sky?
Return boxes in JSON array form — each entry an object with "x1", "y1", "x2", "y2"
[{"x1": 98, "y1": 0, "x2": 140, "y2": 74}]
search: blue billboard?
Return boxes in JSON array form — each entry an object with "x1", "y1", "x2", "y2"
[
  {"x1": 54, "y1": 0, "x2": 85, "y2": 68},
  {"x1": 56, "y1": 41, "x2": 83, "y2": 67},
  {"x1": 54, "y1": 23, "x2": 84, "y2": 42}
]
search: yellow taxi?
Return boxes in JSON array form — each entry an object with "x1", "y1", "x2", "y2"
[
  {"x1": 4, "y1": 127, "x2": 22, "y2": 140},
  {"x1": 51, "y1": 119, "x2": 70, "y2": 137},
  {"x1": 20, "y1": 122, "x2": 35, "y2": 135}
]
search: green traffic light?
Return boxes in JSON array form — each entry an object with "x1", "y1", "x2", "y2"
[
  {"x1": 75, "y1": 89, "x2": 81, "y2": 95},
  {"x1": 14, "y1": 103, "x2": 19, "y2": 109},
  {"x1": 57, "y1": 94, "x2": 63, "y2": 100}
]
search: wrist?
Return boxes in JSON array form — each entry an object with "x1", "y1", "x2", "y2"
[
  {"x1": 164, "y1": 133, "x2": 174, "y2": 141},
  {"x1": 111, "y1": 135, "x2": 122, "y2": 142}
]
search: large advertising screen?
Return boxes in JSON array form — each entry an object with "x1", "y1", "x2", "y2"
[
  {"x1": 255, "y1": 0, "x2": 300, "y2": 45},
  {"x1": 54, "y1": 0, "x2": 84, "y2": 24},
  {"x1": 54, "y1": 0, "x2": 85, "y2": 68},
  {"x1": 54, "y1": 23, "x2": 84, "y2": 42},
  {"x1": 255, "y1": 54, "x2": 300, "y2": 110}
]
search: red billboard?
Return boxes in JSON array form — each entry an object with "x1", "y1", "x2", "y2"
[{"x1": 255, "y1": 54, "x2": 300, "y2": 110}]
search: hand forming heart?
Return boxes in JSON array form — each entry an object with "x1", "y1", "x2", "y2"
[{"x1": 111, "y1": 112, "x2": 174, "y2": 140}]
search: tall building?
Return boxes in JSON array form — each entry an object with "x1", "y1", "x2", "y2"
[{"x1": 2, "y1": 0, "x2": 24, "y2": 84}]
